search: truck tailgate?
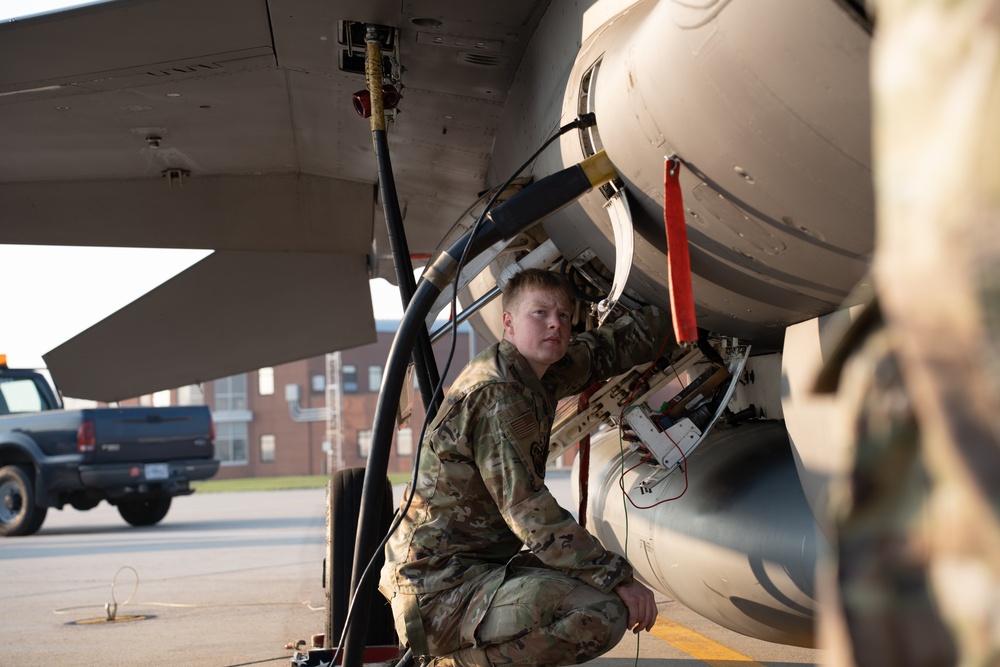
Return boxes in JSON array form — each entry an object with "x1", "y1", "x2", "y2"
[{"x1": 83, "y1": 406, "x2": 214, "y2": 463}]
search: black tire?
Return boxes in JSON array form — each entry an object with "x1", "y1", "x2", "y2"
[
  {"x1": 325, "y1": 467, "x2": 396, "y2": 647},
  {"x1": 0, "y1": 464, "x2": 47, "y2": 537},
  {"x1": 117, "y1": 497, "x2": 171, "y2": 526}
]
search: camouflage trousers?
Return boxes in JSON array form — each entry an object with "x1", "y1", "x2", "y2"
[{"x1": 389, "y1": 560, "x2": 628, "y2": 667}]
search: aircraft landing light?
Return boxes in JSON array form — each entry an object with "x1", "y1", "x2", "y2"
[{"x1": 650, "y1": 616, "x2": 767, "y2": 666}]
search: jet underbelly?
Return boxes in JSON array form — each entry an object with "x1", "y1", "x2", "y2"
[{"x1": 522, "y1": 0, "x2": 875, "y2": 346}]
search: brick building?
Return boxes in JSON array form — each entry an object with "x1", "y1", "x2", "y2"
[{"x1": 115, "y1": 320, "x2": 478, "y2": 479}]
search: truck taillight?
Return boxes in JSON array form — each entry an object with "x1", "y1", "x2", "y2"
[{"x1": 77, "y1": 420, "x2": 95, "y2": 453}]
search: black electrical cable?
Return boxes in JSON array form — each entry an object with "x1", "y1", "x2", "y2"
[
  {"x1": 561, "y1": 261, "x2": 604, "y2": 304},
  {"x1": 339, "y1": 113, "x2": 603, "y2": 667}
]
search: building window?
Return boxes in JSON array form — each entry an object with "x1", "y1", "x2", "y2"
[
  {"x1": 368, "y1": 365, "x2": 383, "y2": 392},
  {"x1": 152, "y1": 389, "x2": 171, "y2": 407},
  {"x1": 397, "y1": 427, "x2": 413, "y2": 456},
  {"x1": 216, "y1": 422, "x2": 248, "y2": 465},
  {"x1": 258, "y1": 367, "x2": 274, "y2": 396},
  {"x1": 260, "y1": 434, "x2": 275, "y2": 463},
  {"x1": 358, "y1": 429, "x2": 372, "y2": 458},
  {"x1": 343, "y1": 365, "x2": 358, "y2": 393},
  {"x1": 311, "y1": 374, "x2": 325, "y2": 393},
  {"x1": 215, "y1": 374, "x2": 247, "y2": 411},
  {"x1": 177, "y1": 384, "x2": 205, "y2": 406}
]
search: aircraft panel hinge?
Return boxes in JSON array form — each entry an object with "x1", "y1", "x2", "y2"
[{"x1": 161, "y1": 168, "x2": 190, "y2": 187}]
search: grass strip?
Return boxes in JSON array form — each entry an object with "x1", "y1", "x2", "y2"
[{"x1": 192, "y1": 472, "x2": 413, "y2": 493}]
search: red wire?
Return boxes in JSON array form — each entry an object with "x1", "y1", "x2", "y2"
[{"x1": 618, "y1": 438, "x2": 689, "y2": 510}]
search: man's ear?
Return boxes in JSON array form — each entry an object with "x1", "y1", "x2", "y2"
[{"x1": 502, "y1": 311, "x2": 513, "y2": 336}]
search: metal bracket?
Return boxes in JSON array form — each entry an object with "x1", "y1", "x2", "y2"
[
  {"x1": 547, "y1": 347, "x2": 703, "y2": 463},
  {"x1": 624, "y1": 408, "x2": 701, "y2": 471},
  {"x1": 632, "y1": 344, "x2": 753, "y2": 490}
]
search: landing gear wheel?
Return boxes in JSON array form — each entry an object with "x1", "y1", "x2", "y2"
[
  {"x1": 117, "y1": 497, "x2": 171, "y2": 526},
  {"x1": 0, "y1": 465, "x2": 47, "y2": 537},
  {"x1": 325, "y1": 467, "x2": 396, "y2": 648}
]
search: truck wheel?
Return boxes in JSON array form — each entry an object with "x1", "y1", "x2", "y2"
[
  {"x1": 325, "y1": 467, "x2": 395, "y2": 648},
  {"x1": 117, "y1": 497, "x2": 171, "y2": 526},
  {"x1": 0, "y1": 465, "x2": 47, "y2": 537}
]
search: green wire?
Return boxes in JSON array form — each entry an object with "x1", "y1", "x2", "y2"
[{"x1": 617, "y1": 422, "x2": 642, "y2": 663}]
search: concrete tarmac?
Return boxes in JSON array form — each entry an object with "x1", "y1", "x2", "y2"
[{"x1": 0, "y1": 473, "x2": 823, "y2": 667}]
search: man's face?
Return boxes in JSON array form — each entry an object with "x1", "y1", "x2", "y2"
[{"x1": 502, "y1": 287, "x2": 572, "y2": 378}]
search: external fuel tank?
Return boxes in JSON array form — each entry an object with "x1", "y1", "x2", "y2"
[{"x1": 575, "y1": 419, "x2": 823, "y2": 647}]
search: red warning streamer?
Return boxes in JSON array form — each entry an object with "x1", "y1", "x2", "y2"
[{"x1": 664, "y1": 157, "x2": 698, "y2": 344}]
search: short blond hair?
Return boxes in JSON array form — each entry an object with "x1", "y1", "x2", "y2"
[{"x1": 501, "y1": 268, "x2": 574, "y2": 314}]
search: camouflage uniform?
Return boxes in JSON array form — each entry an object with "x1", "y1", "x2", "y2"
[
  {"x1": 824, "y1": 0, "x2": 1000, "y2": 665},
  {"x1": 823, "y1": 304, "x2": 958, "y2": 666},
  {"x1": 379, "y1": 306, "x2": 673, "y2": 667}
]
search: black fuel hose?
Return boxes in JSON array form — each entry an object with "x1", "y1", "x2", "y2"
[
  {"x1": 373, "y1": 126, "x2": 443, "y2": 414},
  {"x1": 367, "y1": 30, "x2": 443, "y2": 417}
]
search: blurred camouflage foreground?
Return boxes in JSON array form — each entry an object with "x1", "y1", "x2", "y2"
[{"x1": 825, "y1": 1, "x2": 1000, "y2": 665}]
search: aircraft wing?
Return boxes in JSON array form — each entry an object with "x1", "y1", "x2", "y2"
[
  {"x1": 0, "y1": 0, "x2": 543, "y2": 398},
  {"x1": 42, "y1": 250, "x2": 374, "y2": 403}
]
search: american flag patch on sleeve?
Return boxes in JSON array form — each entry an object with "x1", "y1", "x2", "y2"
[{"x1": 507, "y1": 412, "x2": 536, "y2": 441}]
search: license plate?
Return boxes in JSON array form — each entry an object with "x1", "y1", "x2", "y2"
[{"x1": 144, "y1": 463, "x2": 169, "y2": 480}]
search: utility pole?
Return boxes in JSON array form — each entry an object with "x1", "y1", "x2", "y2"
[{"x1": 324, "y1": 351, "x2": 344, "y2": 473}]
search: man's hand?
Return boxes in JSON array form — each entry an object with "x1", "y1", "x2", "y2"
[{"x1": 613, "y1": 579, "x2": 657, "y2": 633}]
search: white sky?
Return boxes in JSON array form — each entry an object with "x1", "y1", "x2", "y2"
[
  {"x1": 1, "y1": 1, "x2": 422, "y2": 370},
  {"x1": 0, "y1": 0, "x2": 107, "y2": 21}
]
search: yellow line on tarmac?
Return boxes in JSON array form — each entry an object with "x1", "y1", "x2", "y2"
[{"x1": 650, "y1": 617, "x2": 768, "y2": 666}]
